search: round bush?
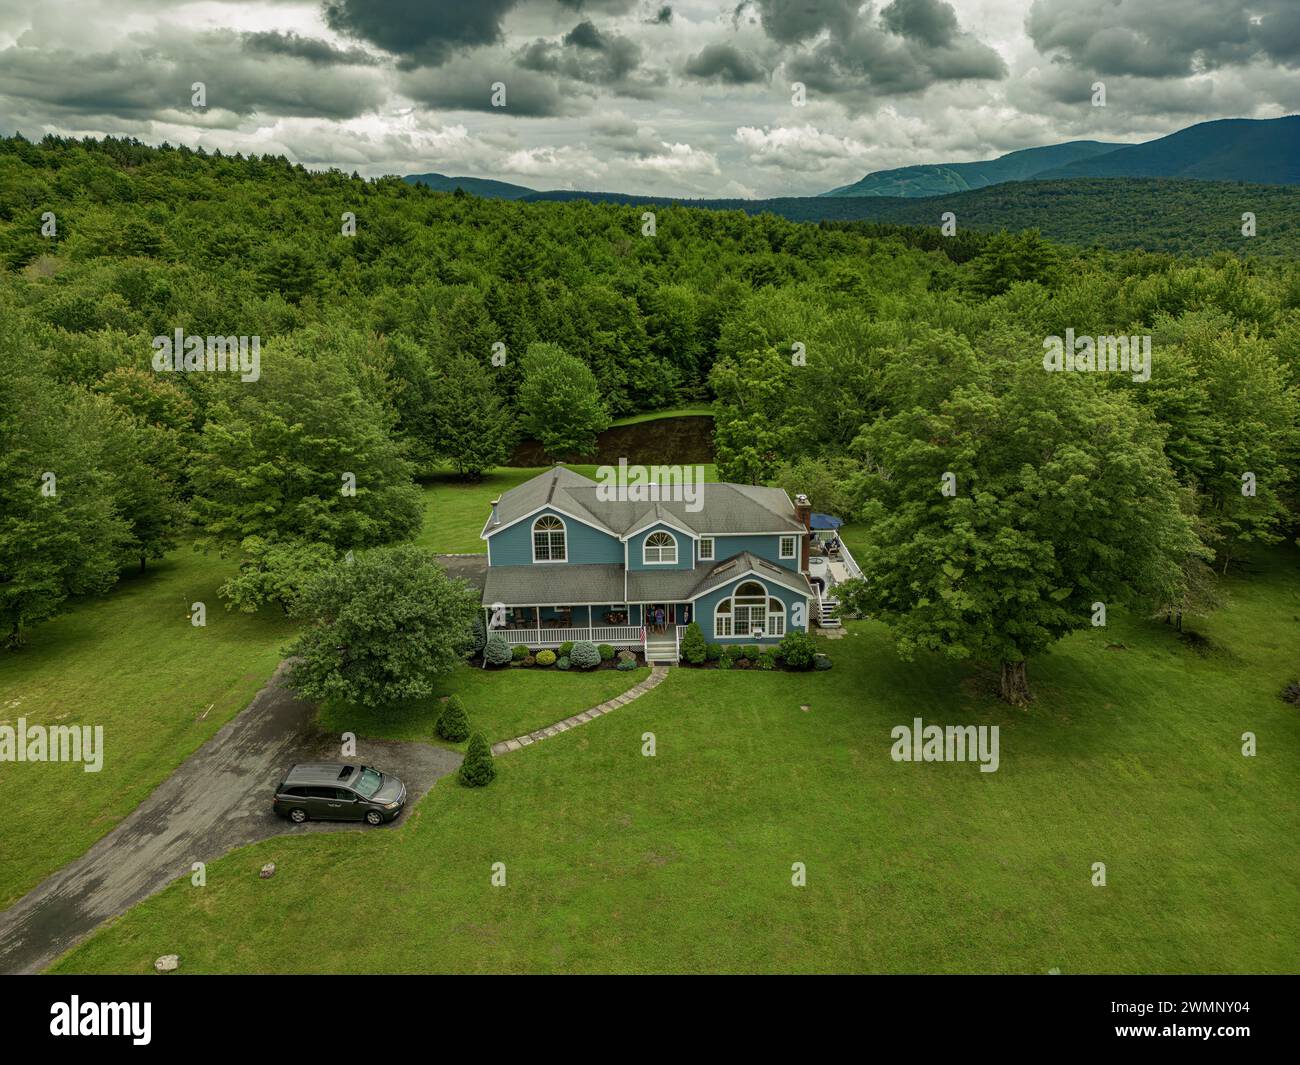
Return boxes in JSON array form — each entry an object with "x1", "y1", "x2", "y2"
[
  {"x1": 484, "y1": 633, "x2": 513, "y2": 667},
  {"x1": 813, "y1": 654, "x2": 832, "y2": 671},
  {"x1": 778, "y1": 630, "x2": 818, "y2": 670},
  {"x1": 680, "y1": 622, "x2": 707, "y2": 665},
  {"x1": 436, "y1": 695, "x2": 470, "y2": 742},
  {"x1": 716, "y1": 654, "x2": 733, "y2": 670},
  {"x1": 556, "y1": 656, "x2": 571, "y2": 671},
  {"x1": 705, "y1": 643, "x2": 722, "y2": 662},
  {"x1": 458, "y1": 732, "x2": 496, "y2": 787},
  {"x1": 511, "y1": 643, "x2": 529, "y2": 662},
  {"x1": 536, "y1": 649, "x2": 556, "y2": 666},
  {"x1": 569, "y1": 640, "x2": 601, "y2": 670},
  {"x1": 616, "y1": 658, "x2": 637, "y2": 671},
  {"x1": 758, "y1": 651, "x2": 777, "y2": 671},
  {"x1": 741, "y1": 645, "x2": 762, "y2": 661},
  {"x1": 521, "y1": 654, "x2": 536, "y2": 667},
  {"x1": 559, "y1": 641, "x2": 575, "y2": 657},
  {"x1": 598, "y1": 643, "x2": 615, "y2": 661}
]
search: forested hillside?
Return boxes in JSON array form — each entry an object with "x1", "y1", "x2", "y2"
[
  {"x1": 1, "y1": 133, "x2": 1297, "y2": 691},
  {"x1": 519, "y1": 179, "x2": 1300, "y2": 257}
]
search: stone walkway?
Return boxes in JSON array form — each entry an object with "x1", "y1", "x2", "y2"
[{"x1": 491, "y1": 665, "x2": 670, "y2": 755}]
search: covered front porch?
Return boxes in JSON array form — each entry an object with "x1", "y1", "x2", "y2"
[{"x1": 490, "y1": 603, "x2": 643, "y2": 648}]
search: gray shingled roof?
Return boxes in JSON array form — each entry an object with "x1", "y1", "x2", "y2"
[
  {"x1": 482, "y1": 563, "x2": 626, "y2": 606},
  {"x1": 689, "y1": 552, "x2": 814, "y2": 599},
  {"x1": 482, "y1": 467, "x2": 804, "y2": 540}
]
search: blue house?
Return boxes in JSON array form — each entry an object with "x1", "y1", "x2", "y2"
[{"x1": 480, "y1": 467, "x2": 816, "y2": 663}]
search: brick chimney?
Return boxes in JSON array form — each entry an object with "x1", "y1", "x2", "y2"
[{"x1": 793, "y1": 493, "x2": 812, "y2": 572}]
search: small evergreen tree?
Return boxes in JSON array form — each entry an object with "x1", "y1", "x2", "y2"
[
  {"x1": 436, "y1": 695, "x2": 470, "y2": 742},
  {"x1": 459, "y1": 732, "x2": 497, "y2": 787},
  {"x1": 483, "y1": 632, "x2": 513, "y2": 666},
  {"x1": 680, "y1": 622, "x2": 707, "y2": 664}
]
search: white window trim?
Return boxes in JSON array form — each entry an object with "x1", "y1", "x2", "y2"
[
  {"x1": 698, "y1": 536, "x2": 714, "y2": 561},
  {"x1": 778, "y1": 535, "x2": 798, "y2": 560},
  {"x1": 713, "y1": 582, "x2": 786, "y2": 640},
  {"x1": 642, "y1": 531, "x2": 678, "y2": 566},
  {"x1": 532, "y1": 515, "x2": 568, "y2": 564}
]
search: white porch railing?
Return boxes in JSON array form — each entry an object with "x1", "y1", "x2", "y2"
[{"x1": 498, "y1": 625, "x2": 642, "y2": 648}]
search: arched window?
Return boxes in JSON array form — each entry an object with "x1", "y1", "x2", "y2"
[
  {"x1": 532, "y1": 515, "x2": 566, "y2": 562},
  {"x1": 643, "y1": 530, "x2": 678, "y2": 564},
  {"x1": 714, "y1": 581, "x2": 786, "y2": 638}
]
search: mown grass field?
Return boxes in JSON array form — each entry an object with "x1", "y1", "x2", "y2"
[
  {"x1": 51, "y1": 549, "x2": 1300, "y2": 974},
  {"x1": 0, "y1": 552, "x2": 295, "y2": 910}
]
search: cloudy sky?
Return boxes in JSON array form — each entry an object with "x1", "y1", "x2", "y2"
[{"x1": 1, "y1": 0, "x2": 1296, "y2": 197}]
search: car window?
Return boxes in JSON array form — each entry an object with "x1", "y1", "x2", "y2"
[
  {"x1": 334, "y1": 789, "x2": 356, "y2": 801},
  {"x1": 305, "y1": 786, "x2": 335, "y2": 799},
  {"x1": 354, "y1": 767, "x2": 383, "y2": 798}
]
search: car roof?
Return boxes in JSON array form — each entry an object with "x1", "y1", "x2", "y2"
[{"x1": 283, "y1": 763, "x2": 363, "y2": 786}]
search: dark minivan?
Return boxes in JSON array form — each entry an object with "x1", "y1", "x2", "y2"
[{"x1": 273, "y1": 763, "x2": 407, "y2": 826}]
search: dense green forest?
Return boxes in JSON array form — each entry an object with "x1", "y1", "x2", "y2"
[
  {"x1": 518, "y1": 179, "x2": 1300, "y2": 257},
  {"x1": 1, "y1": 133, "x2": 1297, "y2": 695}
]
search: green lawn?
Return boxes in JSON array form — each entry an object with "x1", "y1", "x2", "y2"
[
  {"x1": 51, "y1": 549, "x2": 1300, "y2": 974},
  {"x1": 0, "y1": 552, "x2": 294, "y2": 910},
  {"x1": 317, "y1": 665, "x2": 651, "y2": 748},
  {"x1": 609, "y1": 406, "x2": 714, "y2": 427}
]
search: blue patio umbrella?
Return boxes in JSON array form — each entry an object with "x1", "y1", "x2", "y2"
[{"x1": 809, "y1": 512, "x2": 844, "y2": 530}]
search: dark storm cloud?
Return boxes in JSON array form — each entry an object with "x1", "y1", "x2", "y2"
[
  {"x1": 647, "y1": 5, "x2": 673, "y2": 25},
  {"x1": 880, "y1": 0, "x2": 957, "y2": 48},
  {"x1": 396, "y1": 57, "x2": 575, "y2": 117},
  {"x1": 242, "y1": 30, "x2": 381, "y2": 67},
  {"x1": 517, "y1": 21, "x2": 649, "y2": 88},
  {"x1": 684, "y1": 43, "x2": 767, "y2": 85},
  {"x1": 0, "y1": 27, "x2": 387, "y2": 124},
  {"x1": 323, "y1": 0, "x2": 519, "y2": 68},
  {"x1": 1026, "y1": 0, "x2": 1300, "y2": 78},
  {"x1": 751, "y1": 0, "x2": 1005, "y2": 106}
]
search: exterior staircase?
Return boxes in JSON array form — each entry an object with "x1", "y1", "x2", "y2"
[{"x1": 644, "y1": 632, "x2": 679, "y2": 664}]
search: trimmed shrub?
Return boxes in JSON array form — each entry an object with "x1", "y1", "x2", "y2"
[
  {"x1": 758, "y1": 650, "x2": 777, "y2": 670},
  {"x1": 598, "y1": 643, "x2": 615, "y2": 661},
  {"x1": 569, "y1": 640, "x2": 601, "y2": 670},
  {"x1": 458, "y1": 732, "x2": 496, "y2": 787},
  {"x1": 705, "y1": 643, "x2": 722, "y2": 662},
  {"x1": 779, "y1": 630, "x2": 818, "y2": 670},
  {"x1": 616, "y1": 658, "x2": 637, "y2": 671},
  {"x1": 716, "y1": 653, "x2": 733, "y2": 670},
  {"x1": 536, "y1": 649, "x2": 556, "y2": 667},
  {"x1": 813, "y1": 654, "x2": 832, "y2": 671},
  {"x1": 436, "y1": 695, "x2": 470, "y2": 742},
  {"x1": 511, "y1": 643, "x2": 530, "y2": 662},
  {"x1": 559, "y1": 640, "x2": 575, "y2": 657},
  {"x1": 680, "y1": 622, "x2": 707, "y2": 665},
  {"x1": 556, "y1": 656, "x2": 571, "y2": 671},
  {"x1": 521, "y1": 654, "x2": 536, "y2": 667},
  {"x1": 741, "y1": 644, "x2": 761, "y2": 661},
  {"x1": 483, "y1": 633, "x2": 513, "y2": 667}
]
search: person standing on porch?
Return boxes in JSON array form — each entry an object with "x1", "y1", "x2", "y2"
[{"x1": 654, "y1": 606, "x2": 665, "y2": 632}]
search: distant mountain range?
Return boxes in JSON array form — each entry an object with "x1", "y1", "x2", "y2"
[
  {"x1": 820, "y1": 140, "x2": 1126, "y2": 198},
  {"x1": 401, "y1": 172, "x2": 536, "y2": 199},
  {"x1": 404, "y1": 116, "x2": 1300, "y2": 208},
  {"x1": 823, "y1": 116, "x2": 1300, "y2": 197}
]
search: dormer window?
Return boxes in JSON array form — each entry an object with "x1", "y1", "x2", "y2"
[
  {"x1": 532, "y1": 515, "x2": 566, "y2": 562},
  {"x1": 643, "y1": 530, "x2": 678, "y2": 565}
]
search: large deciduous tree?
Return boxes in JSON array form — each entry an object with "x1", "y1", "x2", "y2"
[
  {"x1": 848, "y1": 346, "x2": 1205, "y2": 704},
  {"x1": 192, "y1": 340, "x2": 422, "y2": 610},
  {"x1": 287, "y1": 546, "x2": 479, "y2": 707},
  {"x1": 516, "y1": 342, "x2": 610, "y2": 462}
]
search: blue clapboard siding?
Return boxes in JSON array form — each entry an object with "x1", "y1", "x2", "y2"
[
  {"x1": 626, "y1": 523, "x2": 696, "y2": 571},
  {"x1": 487, "y1": 507, "x2": 623, "y2": 566},
  {"x1": 707, "y1": 535, "x2": 799, "y2": 571},
  {"x1": 692, "y1": 574, "x2": 808, "y2": 643}
]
